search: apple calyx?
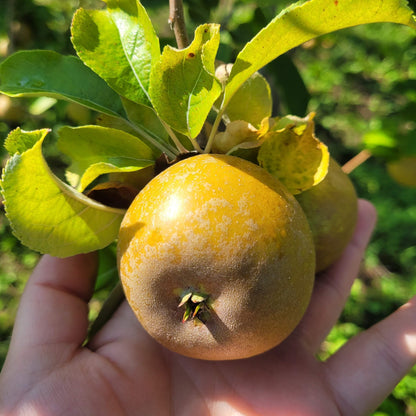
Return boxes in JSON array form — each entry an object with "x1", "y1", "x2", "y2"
[{"x1": 178, "y1": 288, "x2": 211, "y2": 324}]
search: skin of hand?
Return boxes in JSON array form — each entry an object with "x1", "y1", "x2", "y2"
[{"x1": 1, "y1": 199, "x2": 415, "y2": 416}]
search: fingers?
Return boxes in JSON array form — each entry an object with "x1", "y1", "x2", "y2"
[
  {"x1": 87, "y1": 299, "x2": 167, "y2": 381},
  {"x1": 325, "y1": 295, "x2": 416, "y2": 416},
  {"x1": 7, "y1": 253, "x2": 98, "y2": 359},
  {"x1": 88, "y1": 299, "x2": 155, "y2": 353},
  {"x1": 294, "y1": 199, "x2": 377, "y2": 352}
]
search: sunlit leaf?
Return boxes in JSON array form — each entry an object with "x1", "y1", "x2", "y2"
[
  {"x1": 149, "y1": 24, "x2": 222, "y2": 138},
  {"x1": 71, "y1": 0, "x2": 159, "y2": 106},
  {"x1": 57, "y1": 125, "x2": 155, "y2": 191},
  {"x1": 363, "y1": 130, "x2": 399, "y2": 159},
  {"x1": 95, "y1": 244, "x2": 119, "y2": 291},
  {"x1": 1, "y1": 128, "x2": 125, "y2": 257},
  {"x1": 29, "y1": 97, "x2": 57, "y2": 116},
  {"x1": 223, "y1": 0, "x2": 416, "y2": 111},
  {"x1": 258, "y1": 113, "x2": 330, "y2": 194},
  {"x1": 0, "y1": 50, "x2": 126, "y2": 117},
  {"x1": 4, "y1": 128, "x2": 42, "y2": 154}
]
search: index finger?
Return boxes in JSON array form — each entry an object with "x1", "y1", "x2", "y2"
[{"x1": 294, "y1": 199, "x2": 377, "y2": 352}]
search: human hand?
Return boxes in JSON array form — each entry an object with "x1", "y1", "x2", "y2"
[{"x1": 1, "y1": 199, "x2": 415, "y2": 416}]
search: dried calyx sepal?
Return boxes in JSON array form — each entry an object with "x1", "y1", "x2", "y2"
[{"x1": 178, "y1": 288, "x2": 211, "y2": 324}]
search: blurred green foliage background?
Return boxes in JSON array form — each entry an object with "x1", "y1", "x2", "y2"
[{"x1": 0, "y1": 0, "x2": 415, "y2": 414}]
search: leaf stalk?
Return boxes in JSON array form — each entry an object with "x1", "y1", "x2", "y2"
[
  {"x1": 204, "y1": 108, "x2": 225, "y2": 153},
  {"x1": 126, "y1": 119, "x2": 178, "y2": 159},
  {"x1": 160, "y1": 120, "x2": 189, "y2": 155}
]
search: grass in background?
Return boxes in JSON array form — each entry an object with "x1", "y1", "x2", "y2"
[{"x1": 0, "y1": 219, "x2": 39, "y2": 367}]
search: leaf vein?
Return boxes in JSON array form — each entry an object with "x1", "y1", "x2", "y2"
[
  {"x1": 111, "y1": 15, "x2": 151, "y2": 103},
  {"x1": 186, "y1": 67, "x2": 204, "y2": 135}
]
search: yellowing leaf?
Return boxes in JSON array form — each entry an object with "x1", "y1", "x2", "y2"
[
  {"x1": 1, "y1": 128, "x2": 125, "y2": 257},
  {"x1": 57, "y1": 125, "x2": 154, "y2": 192},
  {"x1": 258, "y1": 114, "x2": 329, "y2": 194},
  {"x1": 212, "y1": 121, "x2": 258, "y2": 154},
  {"x1": 212, "y1": 118, "x2": 270, "y2": 154}
]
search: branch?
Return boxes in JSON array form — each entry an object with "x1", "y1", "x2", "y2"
[
  {"x1": 169, "y1": 0, "x2": 189, "y2": 49},
  {"x1": 6, "y1": 0, "x2": 16, "y2": 54},
  {"x1": 342, "y1": 149, "x2": 372, "y2": 174}
]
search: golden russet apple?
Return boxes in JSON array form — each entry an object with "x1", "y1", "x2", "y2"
[{"x1": 118, "y1": 154, "x2": 315, "y2": 360}]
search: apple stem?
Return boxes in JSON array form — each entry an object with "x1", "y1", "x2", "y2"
[
  {"x1": 169, "y1": 0, "x2": 189, "y2": 49},
  {"x1": 204, "y1": 108, "x2": 225, "y2": 153}
]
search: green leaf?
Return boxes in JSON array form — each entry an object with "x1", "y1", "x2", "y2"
[
  {"x1": 95, "y1": 244, "x2": 119, "y2": 291},
  {"x1": 121, "y1": 98, "x2": 180, "y2": 156},
  {"x1": 268, "y1": 54, "x2": 310, "y2": 116},
  {"x1": 29, "y1": 97, "x2": 58, "y2": 116},
  {"x1": 71, "y1": 0, "x2": 159, "y2": 106},
  {"x1": 95, "y1": 108, "x2": 178, "y2": 161},
  {"x1": 122, "y1": 98, "x2": 168, "y2": 142},
  {"x1": 363, "y1": 130, "x2": 399, "y2": 159},
  {"x1": 1, "y1": 128, "x2": 125, "y2": 257},
  {"x1": 223, "y1": 0, "x2": 416, "y2": 110},
  {"x1": 149, "y1": 24, "x2": 222, "y2": 138},
  {"x1": 57, "y1": 125, "x2": 155, "y2": 191},
  {"x1": 0, "y1": 50, "x2": 126, "y2": 118},
  {"x1": 216, "y1": 67, "x2": 272, "y2": 128}
]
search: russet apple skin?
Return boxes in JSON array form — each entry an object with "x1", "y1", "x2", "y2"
[
  {"x1": 118, "y1": 154, "x2": 315, "y2": 360},
  {"x1": 296, "y1": 158, "x2": 358, "y2": 273}
]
